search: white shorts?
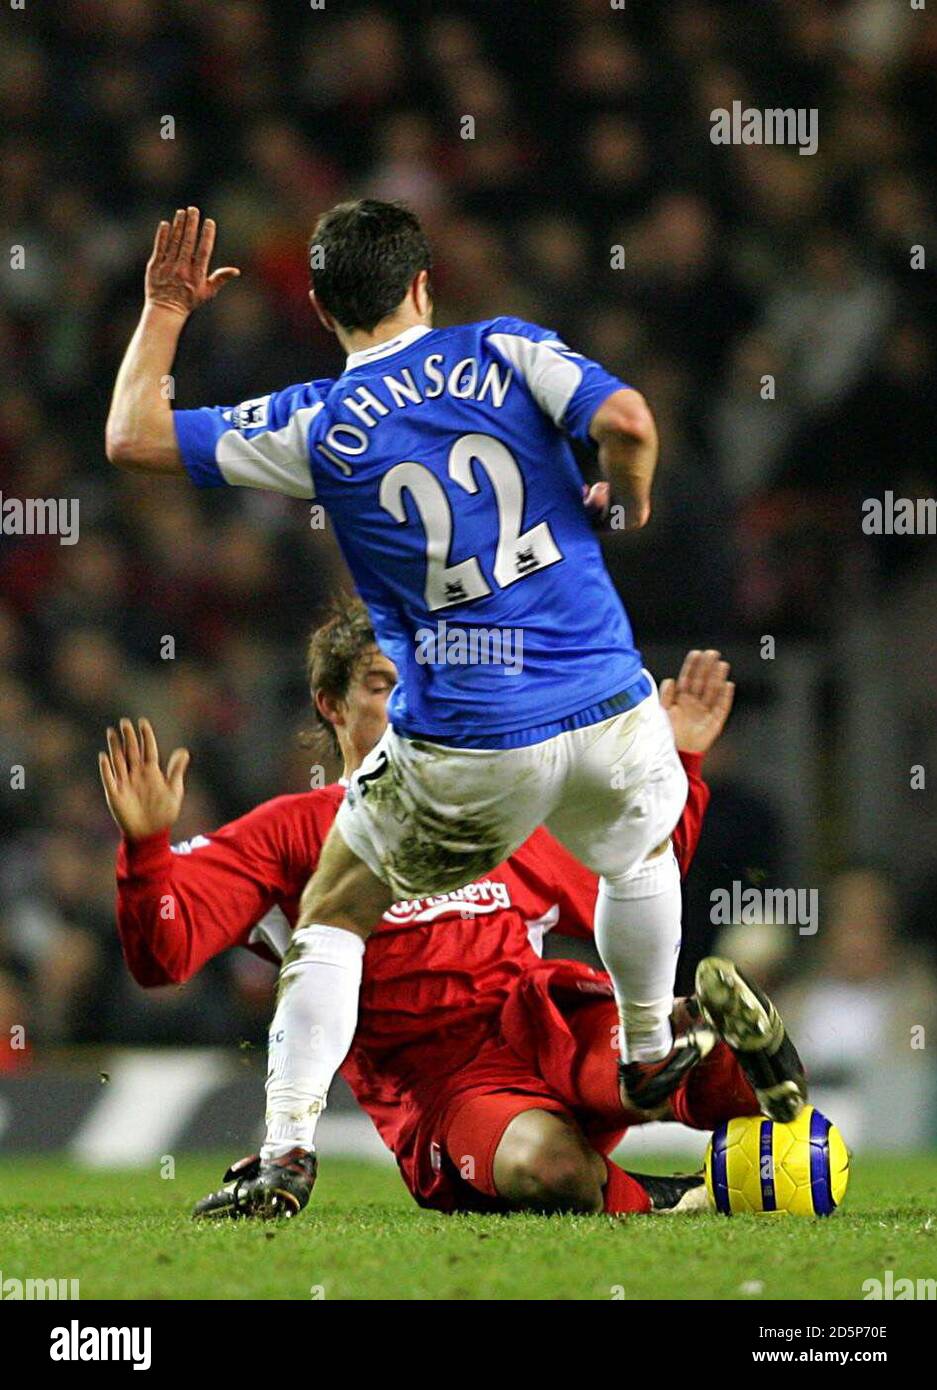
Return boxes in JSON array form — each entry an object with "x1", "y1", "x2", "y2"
[{"x1": 334, "y1": 683, "x2": 688, "y2": 900}]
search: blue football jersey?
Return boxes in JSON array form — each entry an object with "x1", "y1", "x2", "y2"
[{"x1": 174, "y1": 317, "x2": 647, "y2": 747}]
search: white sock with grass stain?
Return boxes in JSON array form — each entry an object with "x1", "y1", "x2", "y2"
[{"x1": 261, "y1": 924, "x2": 365, "y2": 1161}]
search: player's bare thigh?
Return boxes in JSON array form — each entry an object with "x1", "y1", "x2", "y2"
[{"x1": 296, "y1": 822, "x2": 394, "y2": 938}]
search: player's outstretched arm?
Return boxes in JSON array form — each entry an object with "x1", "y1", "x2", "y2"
[
  {"x1": 105, "y1": 207, "x2": 239, "y2": 474},
  {"x1": 663, "y1": 649, "x2": 733, "y2": 872},
  {"x1": 588, "y1": 388, "x2": 658, "y2": 531},
  {"x1": 660, "y1": 648, "x2": 735, "y2": 756},
  {"x1": 100, "y1": 718, "x2": 296, "y2": 986}
]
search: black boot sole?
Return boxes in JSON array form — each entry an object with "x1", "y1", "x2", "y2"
[{"x1": 696, "y1": 957, "x2": 807, "y2": 1123}]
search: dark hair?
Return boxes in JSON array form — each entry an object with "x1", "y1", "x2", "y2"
[
  {"x1": 308, "y1": 198, "x2": 432, "y2": 332},
  {"x1": 302, "y1": 593, "x2": 377, "y2": 758}
]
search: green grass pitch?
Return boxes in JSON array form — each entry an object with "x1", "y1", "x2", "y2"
[{"x1": 2, "y1": 1153, "x2": 936, "y2": 1301}]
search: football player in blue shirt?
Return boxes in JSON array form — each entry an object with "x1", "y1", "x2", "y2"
[{"x1": 106, "y1": 203, "x2": 804, "y2": 1217}]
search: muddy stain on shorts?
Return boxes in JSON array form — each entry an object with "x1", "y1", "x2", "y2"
[{"x1": 366, "y1": 739, "x2": 517, "y2": 898}]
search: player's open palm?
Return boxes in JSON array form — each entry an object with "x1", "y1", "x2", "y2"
[
  {"x1": 660, "y1": 649, "x2": 735, "y2": 755},
  {"x1": 145, "y1": 207, "x2": 240, "y2": 318},
  {"x1": 99, "y1": 717, "x2": 190, "y2": 841}
]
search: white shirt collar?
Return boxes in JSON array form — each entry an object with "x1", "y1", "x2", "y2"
[{"x1": 345, "y1": 324, "x2": 431, "y2": 371}]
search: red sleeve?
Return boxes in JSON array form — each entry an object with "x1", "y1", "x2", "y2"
[
  {"x1": 672, "y1": 751, "x2": 709, "y2": 877},
  {"x1": 514, "y1": 750, "x2": 711, "y2": 940},
  {"x1": 114, "y1": 793, "x2": 335, "y2": 987},
  {"x1": 508, "y1": 829, "x2": 599, "y2": 942}
]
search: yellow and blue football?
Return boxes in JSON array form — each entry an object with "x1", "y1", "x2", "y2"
[{"x1": 704, "y1": 1106, "x2": 850, "y2": 1216}]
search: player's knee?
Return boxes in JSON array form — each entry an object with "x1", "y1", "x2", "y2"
[
  {"x1": 508, "y1": 1142, "x2": 601, "y2": 1212},
  {"x1": 495, "y1": 1120, "x2": 603, "y2": 1212}
]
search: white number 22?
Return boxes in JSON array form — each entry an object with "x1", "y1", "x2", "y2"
[{"x1": 379, "y1": 433, "x2": 562, "y2": 612}]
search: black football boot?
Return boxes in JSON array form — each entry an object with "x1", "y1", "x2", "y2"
[
  {"x1": 626, "y1": 1170, "x2": 710, "y2": 1213},
  {"x1": 695, "y1": 956, "x2": 808, "y2": 1123},
  {"x1": 618, "y1": 1025, "x2": 717, "y2": 1114},
  {"x1": 192, "y1": 1148, "x2": 318, "y2": 1221}
]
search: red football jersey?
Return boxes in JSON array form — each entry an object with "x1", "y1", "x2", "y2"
[{"x1": 115, "y1": 752, "x2": 709, "y2": 1159}]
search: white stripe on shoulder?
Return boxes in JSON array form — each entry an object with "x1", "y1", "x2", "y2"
[
  {"x1": 487, "y1": 333, "x2": 583, "y2": 427},
  {"x1": 216, "y1": 403, "x2": 322, "y2": 498}
]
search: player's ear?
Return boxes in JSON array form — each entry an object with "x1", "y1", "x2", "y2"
[
  {"x1": 314, "y1": 687, "x2": 344, "y2": 730},
  {"x1": 412, "y1": 270, "x2": 431, "y2": 318},
  {"x1": 310, "y1": 290, "x2": 336, "y2": 334}
]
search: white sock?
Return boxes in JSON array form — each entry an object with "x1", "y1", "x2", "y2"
[
  {"x1": 261, "y1": 924, "x2": 365, "y2": 1161},
  {"x1": 594, "y1": 846, "x2": 682, "y2": 1065}
]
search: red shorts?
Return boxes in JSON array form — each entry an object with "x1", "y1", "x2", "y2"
[{"x1": 390, "y1": 958, "x2": 758, "y2": 1213}]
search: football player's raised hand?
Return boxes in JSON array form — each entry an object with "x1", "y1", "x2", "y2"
[
  {"x1": 660, "y1": 649, "x2": 735, "y2": 756},
  {"x1": 145, "y1": 207, "x2": 240, "y2": 318},
  {"x1": 99, "y1": 718, "x2": 190, "y2": 840}
]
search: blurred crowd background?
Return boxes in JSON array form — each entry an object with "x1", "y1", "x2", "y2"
[{"x1": 1, "y1": 0, "x2": 935, "y2": 1143}]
